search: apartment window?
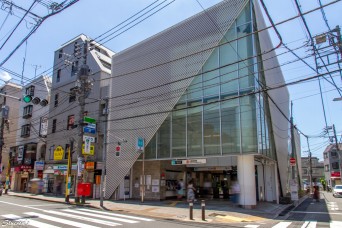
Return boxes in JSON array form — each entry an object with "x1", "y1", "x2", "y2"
[
  {"x1": 67, "y1": 115, "x2": 75, "y2": 130},
  {"x1": 52, "y1": 119, "x2": 57, "y2": 133},
  {"x1": 57, "y1": 69, "x2": 61, "y2": 82},
  {"x1": 332, "y1": 162, "x2": 339, "y2": 169},
  {"x1": 325, "y1": 165, "x2": 330, "y2": 172},
  {"x1": 59, "y1": 49, "x2": 63, "y2": 58},
  {"x1": 331, "y1": 151, "x2": 338, "y2": 157},
  {"x1": 69, "y1": 88, "x2": 76, "y2": 102},
  {"x1": 303, "y1": 169, "x2": 308, "y2": 175},
  {"x1": 21, "y1": 124, "x2": 30, "y2": 137},
  {"x1": 54, "y1": 93, "x2": 59, "y2": 107},
  {"x1": 25, "y1": 86, "x2": 35, "y2": 96},
  {"x1": 324, "y1": 152, "x2": 328, "y2": 159},
  {"x1": 23, "y1": 105, "x2": 33, "y2": 119},
  {"x1": 71, "y1": 61, "x2": 78, "y2": 76}
]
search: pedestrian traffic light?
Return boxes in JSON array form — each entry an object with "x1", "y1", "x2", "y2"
[{"x1": 23, "y1": 95, "x2": 49, "y2": 106}]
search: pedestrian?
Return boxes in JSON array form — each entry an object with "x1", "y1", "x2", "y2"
[
  {"x1": 187, "y1": 179, "x2": 196, "y2": 202},
  {"x1": 230, "y1": 180, "x2": 240, "y2": 206},
  {"x1": 176, "y1": 179, "x2": 184, "y2": 200},
  {"x1": 313, "y1": 185, "x2": 320, "y2": 202}
]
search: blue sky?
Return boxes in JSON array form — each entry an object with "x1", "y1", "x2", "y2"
[{"x1": 0, "y1": 0, "x2": 341, "y2": 160}]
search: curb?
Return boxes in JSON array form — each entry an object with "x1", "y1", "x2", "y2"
[{"x1": 277, "y1": 194, "x2": 309, "y2": 218}]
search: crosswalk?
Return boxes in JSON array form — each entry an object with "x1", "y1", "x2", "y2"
[
  {"x1": 244, "y1": 220, "x2": 342, "y2": 228},
  {"x1": 1, "y1": 208, "x2": 154, "y2": 228}
]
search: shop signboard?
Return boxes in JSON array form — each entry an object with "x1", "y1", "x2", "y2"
[
  {"x1": 34, "y1": 161, "x2": 44, "y2": 171},
  {"x1": 54, "y1": 146, "x2": 64, "y2": 160}
]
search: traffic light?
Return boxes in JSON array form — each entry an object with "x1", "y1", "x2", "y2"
[
  {"x1": 23, "y1": 95, "x2": 49, "y2": 107},
  {"x1": 115, "y1": 145, "x2": 121, "y2": 157}
]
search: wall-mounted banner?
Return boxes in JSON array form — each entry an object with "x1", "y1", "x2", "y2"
[
  {"x1": 17, "y1": 145, "x2": 24, "y2": 162},
  {"x1": 39, "y1": 116, "x2": 48, "y2": 137}
]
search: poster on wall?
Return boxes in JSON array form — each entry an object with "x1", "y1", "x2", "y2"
[
  {"x1": 17, "y1": 146, "x2": 24, "y2": 162},
  {"x1": 146, "y1": 175, "x2": 152, "y2": 186},
  {"x1": 152, "y1": 179, "x2": 159, "y2": 186},
  {"x1": 152, "y1": 186, "x2": 159, "y2": 193}
]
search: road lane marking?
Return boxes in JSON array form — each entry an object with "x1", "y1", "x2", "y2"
[
  {"x1": 78, "y1": 208, "x2": 155, "y2": 221},
  {"x1": 272, "y1": 221, "x2": 291, "y2": 228},
  {"x1": 244, "y1": 225, "x2": 260, "y2": 228},
  {"x1": 24, "y1": 212, "x2": 100, "y2": 228},
  {"x1": 45, "y1": 210, "x2": 121, "y2": 226},
  {"x1": 62, "y1": 209, "x2": 139, "y2": 223},
  {"x1": 291, "y1": 211, "x2": 342, "y2": 215},
  {"x1": 2, "y1": 214, "x2": 60, "y2": 228},
  {"x1": 301, "y1": 221, "x2": 317, "y2": 228},
  {"x1": 26, "y1": 204, "x2": 62, "y2": 207}
]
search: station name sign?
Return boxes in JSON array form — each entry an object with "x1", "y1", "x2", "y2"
[{"x1": 171, "y1": 159, "x2": 206, "y2": 165}]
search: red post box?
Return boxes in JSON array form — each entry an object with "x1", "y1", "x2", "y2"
[{"x1": 77, "y1": 183, "x2": 92, "y2": 196}]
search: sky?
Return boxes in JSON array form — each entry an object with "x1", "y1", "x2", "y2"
[{"x1": 0, "y1": 0, "x2": 341, "y2": 161}]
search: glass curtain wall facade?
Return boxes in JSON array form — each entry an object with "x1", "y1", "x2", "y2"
[{"x1": 144, "y1": 1, "x2": 273, "y2": 159}]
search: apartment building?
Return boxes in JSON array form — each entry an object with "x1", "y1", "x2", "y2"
[{"x1": 44, "y1": 34, "x2": 114, "y2": 196}]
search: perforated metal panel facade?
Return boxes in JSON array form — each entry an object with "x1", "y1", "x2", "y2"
[{"x1": 107, "y1": 0, "x2": 250, "y2": 199}]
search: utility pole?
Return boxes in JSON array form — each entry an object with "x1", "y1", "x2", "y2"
[
  {"x1": 332, "y1": 124, "x2": 341, "y2": 184},
  {"x1": 74, "y1": 40, "x2": 92, "y2": 204},
  {"x1": 65, "y1": 139, "x2": 73, "y2": 203},
  {"x1": 290, "y1": 101, "x2": 296, "y2": 180},
  {"x1": 100, "y1": 98, "x2": 109, "y2": 207},
  {"x1": 32, "y1": 64, "x2": 41, "y2": 78},
  {"x1": 306, "y1": 136, "x2": 313, "y2": 194}
]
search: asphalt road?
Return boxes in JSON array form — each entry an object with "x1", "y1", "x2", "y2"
[{"x1": 0, "y1": 195, "x2": 209, "y2": 228}]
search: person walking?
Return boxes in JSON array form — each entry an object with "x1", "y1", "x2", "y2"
[
  {"x1": 230, "y1": 180, "x2": 240, "y2": 206},
  {"x1": 176, "y1": 179, "x2": 184, "y2": 200},
  {"x1": 187, "y1": 179, "x2": 196, "y2": 202}
]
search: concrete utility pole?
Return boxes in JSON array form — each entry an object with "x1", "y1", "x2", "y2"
[
  {"x1": 332, "y1": 124, "x2": 341, "y2": 183},
  {"x1": 306, "y1": 136, "x2": 313, "y2": 194},
  {"x1": 100, "y1": 98, "x2": 109, "y2": 207},
  {"x1": 290, "y1": 101, "x2": 296, "y2": 180},
  {"x1": 74, "y1": 40, "x2": 92, "y2": 204}
]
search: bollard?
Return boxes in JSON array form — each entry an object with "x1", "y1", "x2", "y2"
[
  {"x1": 189, "y1": 201, "x2": 193, "y2": 220},
  {"x1": 201, "y1": 200, "x2": 205, "y2": 221}
]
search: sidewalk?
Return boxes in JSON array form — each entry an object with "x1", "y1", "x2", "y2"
[{"x1": 6, "y1": 192, "x2": 292, "y2": 225}]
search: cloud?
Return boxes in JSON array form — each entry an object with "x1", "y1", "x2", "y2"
[{"x1": 0, "y1": 71, "x2": 11, "y2": 82}]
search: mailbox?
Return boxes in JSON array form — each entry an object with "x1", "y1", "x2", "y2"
[{"x1": 77, "y1": 182, "x2": 92, "y2": 196}]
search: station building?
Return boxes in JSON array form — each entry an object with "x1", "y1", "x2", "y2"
[{"x1": 105, "y1": 0, "x2": 291, "y2": 208}]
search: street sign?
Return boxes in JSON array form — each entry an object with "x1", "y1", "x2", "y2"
[
  {"x1": 290, "y1": 157, "x2": 296, "y2": 166},
  {"x1": 136, "y1": 137, "x2": 144, "y2": 152},
  {"x1": 82, "y1": 144, "x2": 94, "y2": 155},
  {"x1": 54, "y1": 146, "x2": 64, "y2": 160},
  {"x1": 83, "y1": 126, "x2": 96, "y2": 134},
  {"x1": 84, "y1": 116, "x2": 96, "y2": 124},
  {"x1": 83, "y1": 135, "x2": 95, "y2": 142},
  {"x1": 87, "y1": 123, "x2": 96, "y2": 129},
  {"x1": 171, "y1": 160, "x2": 183, "y2": 165}
]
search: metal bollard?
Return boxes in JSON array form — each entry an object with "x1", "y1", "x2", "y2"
[
  {"x1": 189, "y1": 201, "x2": 193, "y2": 220},
  {"x1": 201, "y1": 200, "x2": 205, "y2": 221}
]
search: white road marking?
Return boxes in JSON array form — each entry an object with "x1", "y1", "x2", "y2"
[
  {"x1": 272, "y1": 221, "x2": 292, "y2": 228},
  {"x1": 244, "y1": 225, "x2": 260, "y2": 228},
  {"x1": 45, "y1": 210, "x2": 121, "y2": 226},
  {"x1": 330, "y1": 221, "x2": 342, "y2": 228},
  {"x1": 78, "y1": 208, "x2": 154, "y2": 221},
  {"x1": 301, "y1": 221, "x2": 317, "y2": 228},
  {"x1": 63, "y1": 209, "x2": 138, "y2": 223},
  {"x1": 24, "y1": 212, "x2": 100, "y2": 228},
  {"x1": 2, "y1": 214, "x2": 60, "y2": 228},
  {"x1": 26, "y1": 204, "x2": 62, "y2": 207}
]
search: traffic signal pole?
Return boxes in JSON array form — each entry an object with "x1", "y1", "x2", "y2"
[{"x1": 100, "y1": 98, "x2": 109, "y2": 207}]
